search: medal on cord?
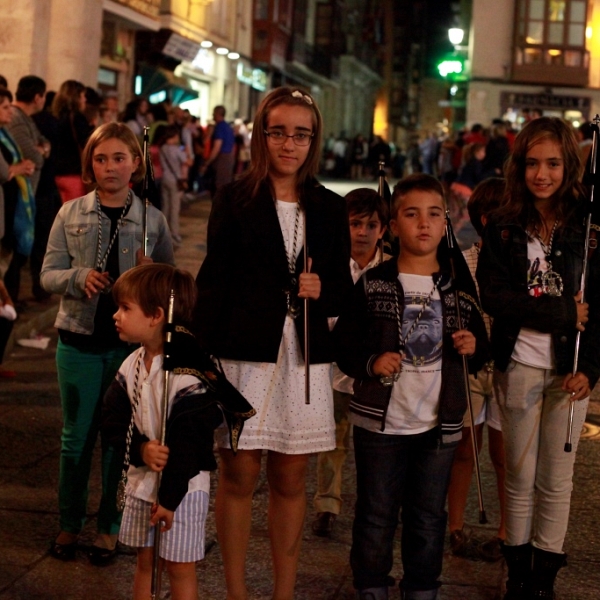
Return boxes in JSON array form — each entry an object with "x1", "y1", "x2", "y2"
[
  {"x1": 281, "y1": 202, "x2": 302, "y2": 318},
  {"x1": 533, "y1": 219, "x2": 563, "y2": 297}
]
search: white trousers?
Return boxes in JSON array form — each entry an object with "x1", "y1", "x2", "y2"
[{"x1": 493, "y1": 360, "x2": 588, "y2": 553}]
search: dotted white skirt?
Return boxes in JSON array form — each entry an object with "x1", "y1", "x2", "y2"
[{"x1": 216, "y1": 317, "x2": 335, "y2": 454}]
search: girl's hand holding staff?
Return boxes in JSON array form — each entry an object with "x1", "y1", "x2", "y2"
[
  {"x1": 562, "y1": 372, "x2": 590, "y2": 401},
  {"x1": 298, "y1": 257, "x2": 321, "y2": 299}
]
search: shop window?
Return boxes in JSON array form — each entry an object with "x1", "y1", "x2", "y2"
[{"x1": 513, "y1": 0, "x2": 588, "y2": 83}]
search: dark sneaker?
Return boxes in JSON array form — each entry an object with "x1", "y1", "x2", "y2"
[{"x1": 311, "y1": 512, "x2": 336, "y2": 537}]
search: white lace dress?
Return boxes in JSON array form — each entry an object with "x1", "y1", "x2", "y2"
[{"x1": 214, "y1": 200, "x2": 335, "y2": 454}]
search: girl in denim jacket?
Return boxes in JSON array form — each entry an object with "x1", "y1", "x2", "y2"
[{"x1": 40, "y1": 122, "x2": 173, "y2": 565}]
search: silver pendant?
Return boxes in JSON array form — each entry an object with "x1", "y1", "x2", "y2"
[
  {"x1": 116, "y1": 477, "x2": 127, "y2": 512},
  {"x1": 542, "y1": 265, "x2": 563, "y2": 297},
  {"x1": 286, "y1": 293, "x2": 301, "y2": 318},
  {"x1": 380, "y1": 374, "x2": 398, "y2": 387}
]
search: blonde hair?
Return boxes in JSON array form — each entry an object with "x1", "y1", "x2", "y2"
[
  {"x1": 239, "y1": 86, "x2": 323, "y2": 199},
  {"x1": 81, "y1": 122, "x2": 145, "y2": 185}
]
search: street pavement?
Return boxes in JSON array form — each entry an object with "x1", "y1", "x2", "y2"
[{"x1": 0, "y1": 180, "x2": 598, "y2": 599}]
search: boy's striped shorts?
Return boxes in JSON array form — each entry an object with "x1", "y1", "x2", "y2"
[{"x1": 119, "y1": 490, "x2": 209, "y2": 563}]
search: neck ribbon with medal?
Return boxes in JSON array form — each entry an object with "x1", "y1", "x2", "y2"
[
  {"x1": 95, "y1": 190, "x2": 132, "y2": 294},
  {"x1": 528, "y1": 219, "x2": 563, "y2": 297},
  {"x1": 380, "y1": 273, "x2": 442, "y2": 387},
  {"x1": 282, "y1": 202, "x2": 302, "y2": 318}
]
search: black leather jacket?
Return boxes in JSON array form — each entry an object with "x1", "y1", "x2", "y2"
[{"x1": 477, "y1": 209, "x2": 600, "y2": 387}]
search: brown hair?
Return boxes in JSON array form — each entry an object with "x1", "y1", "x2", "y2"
[
  {"x1": 391, "y1": 173, "x2": 446, "y2": 216},
  {"x1": 501, "y1": 116, "x2": 584, "y2": 229},
  {"x1": 52, "y1": 80, "x2": 85, "y2": 117},
  {"x1": 81, "y1": 122, "x2": 145, "y2": 185},
  {"x1": 0, "y1": 88, "x2": 13, "y2": 103},
  {"x1": 346, "y1": 187, "x2": 389, "y2": 226},
  {"x1": 239, "y1": 86, "x2": 323, "y2": 199},
  {"x1": 112, "y1": 264, "x2": 197, "y2": 325},
  {"x1": 467, "y1": 177, "x2": 504, "y2": 236}
]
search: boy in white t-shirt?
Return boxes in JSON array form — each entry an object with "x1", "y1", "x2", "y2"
[
  {"x1": 334, "y1": 174, "x2": 489, "y2": 600},
  {"x1": 102, "y1": 264, "x2": 253, "y2": 599}
]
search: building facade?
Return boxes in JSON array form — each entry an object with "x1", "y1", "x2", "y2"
[{"x1": 467, "y1": 0, "x2": 600, "y2": 128}]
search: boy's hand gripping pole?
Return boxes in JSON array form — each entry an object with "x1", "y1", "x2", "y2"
[
  {"x1": 565, "y1": 115, "x2": 599, "y2": 452},
  {"x1": 445, "y1": 212, "x2": 487, "y2": 524},
  {"x1": 142, "y1": 126, "x2": 150, "y2": 257},
  {"x1": 303, "y1": 209, "x2": 310, "y2": 404},
  {"x1": 151, "y1": 290, "x2": 175, "y2": 600}
]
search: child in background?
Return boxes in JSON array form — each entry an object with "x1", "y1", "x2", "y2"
[
  {"x1": 447, "y1": 177, "x2": 506, "y2": 562},
  {"x1": 159, "y1": 125, "x2": 188, "y2": 247},
  {"x1": 312, "y1": 188, "x2": 389, "y2": 538},
  {"x1": 335, "y1": 174, "x2": 489, "y2": 600},
  {"x1": 477, "y1": 117, "x2": 600, "y2": 599},
  {"x1": 103, "y1": 263, "x2": 253, "y2": 599}
]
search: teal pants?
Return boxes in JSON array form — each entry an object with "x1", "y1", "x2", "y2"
[{"x1": 56, "y1": 339, "x2": 131, "y2": 535}]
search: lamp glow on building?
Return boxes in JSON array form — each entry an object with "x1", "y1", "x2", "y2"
[
  {"x1": 201, "y1": 40, "x2": 213, "y2": 48},
  {"x1": 216, "y1": 47, "x2": 229, "y2": 55},
  {"x1": 227, "y1": 52, "x2": 240, "y2": 60},
  {"x1": 448, "y1": 28, "x2": 465, "y2": 46}
]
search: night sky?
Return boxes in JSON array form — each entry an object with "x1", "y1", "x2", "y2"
[{"x1": 423, "y1": 0, "x2": 457, "y2": 77}]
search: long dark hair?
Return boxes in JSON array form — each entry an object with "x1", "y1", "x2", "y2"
[
  {"x1": 237, "y1": 86, "x2": 323, "y2": 200},
  {"x1": 499, "y1": 117, "x2": 584, "y2": 230}
]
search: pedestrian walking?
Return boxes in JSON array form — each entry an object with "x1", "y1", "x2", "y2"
[
  {"x1": 193, "y1": 86, "x2": 352, "y2": 599},
  {"x1": 40, "y1": 122, "x2": 173, "y2": 565},
  {"x1": 52, "y1": 80, "x2": 93, "y2": 203},
  {"x1": 158, "y1": 125, "x2": 187, "y2": 247},
  {"x1": 200, "y1": 105, "x2": 235, "y2": 195},
  {"x1": 334, "y1": 174, "x2": 489, "y2": 600},
  {"x1": 476, "y1": 117, "x2": 600, "y2": 599},
  {"x1": 102, "y1": 264, "x2": 227, "y2": 599},
  {"x1": 312, "y1": 188, "x2": 389, "y2": 538}
]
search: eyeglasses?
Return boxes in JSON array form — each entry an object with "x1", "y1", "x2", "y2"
[{"x1": 263, "y1": 130, "x2": 314, "y2": 146}]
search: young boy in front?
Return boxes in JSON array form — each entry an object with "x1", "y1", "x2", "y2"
[
  {"x1": 335, "y1": 174, "x2": 488, "y2": 600},
  {"x1": 102, "y1": 264, "x2": 253, "y2": 600},
  {"x1": 312, "y1": 188, "x2": 389, "y2": 537}
]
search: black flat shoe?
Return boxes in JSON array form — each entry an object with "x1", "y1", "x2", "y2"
[
  {"x1": 88, "y1": 543, "x2": 118, "y2": 566},
  {"x1": 49, "y1": 538, "x2": 77, "y2": 561},
  {"x1": 311, "y1": 512, "x2": 337, "y2": 537}
]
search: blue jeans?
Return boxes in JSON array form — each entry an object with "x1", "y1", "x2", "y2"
[{"x1": 351, "y1": 426, "x2": 458, "y2": 596}]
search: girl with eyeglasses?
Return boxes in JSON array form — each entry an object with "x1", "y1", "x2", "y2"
[{"x1": 193, "y1": 86, "x2": 352, "y2": 599}]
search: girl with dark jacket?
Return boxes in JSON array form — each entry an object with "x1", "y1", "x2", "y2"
[
  {"x1": 193, "y1": 86, "x2": 352, "y2": 599},
  {"x1": 477, "y1": 117, "x2": 600, "y2": 599}
]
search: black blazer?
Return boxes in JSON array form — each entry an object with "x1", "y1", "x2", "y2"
[{"x1": 193, "y1": 178, "x2": 352, "y2": 363}]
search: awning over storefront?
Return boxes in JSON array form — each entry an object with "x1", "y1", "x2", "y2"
[{"x1": 138, "y1": 64, "x2": 198, "y2": 104}]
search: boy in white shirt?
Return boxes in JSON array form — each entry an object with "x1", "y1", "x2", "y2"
[
  {"x1": 335, "y1": 174, "x2": 488, "y2": 600},
  {"x1": 102, "y1": 264, "x2": 253, "y2": 599}
]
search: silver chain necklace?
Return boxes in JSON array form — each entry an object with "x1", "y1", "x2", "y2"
[
  {"x1": 280, "y1": 202, "x2": 301, "y2": 318},
  {"x1": 95, "y1": 190, "x2": 132, "y2": 272},
  {"x1": 530, "y1": 219, "x2": 563, "y2": 297},
  {"x1": 380, "y1": 273, "x2": 442, "y2": 387}
]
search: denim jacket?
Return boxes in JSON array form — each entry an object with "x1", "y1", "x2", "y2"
[{"x1": 40, "y1": 191, "x2": 174, "y2": 335}]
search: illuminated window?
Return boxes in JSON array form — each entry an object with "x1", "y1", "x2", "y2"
[{"x1": 514, "y1": 0, "x2": 587, "y2": 67}]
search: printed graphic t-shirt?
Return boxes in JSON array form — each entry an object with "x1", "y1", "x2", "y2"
[
  {"x1": 511, "y1": 236, "x2": 554, "y2": 369},
  {"x1": 383, "y1": 273, "x2": 443, "y2": 435}
]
